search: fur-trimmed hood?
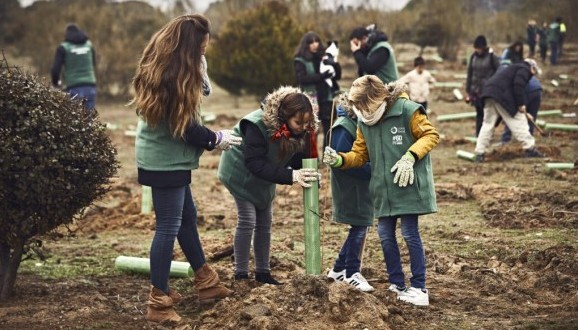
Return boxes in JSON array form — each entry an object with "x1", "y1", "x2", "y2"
[{"x1": 261, "y1": 85, "x2": 320, "y2": 134}]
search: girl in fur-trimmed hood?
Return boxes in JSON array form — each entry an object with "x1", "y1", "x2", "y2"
[{"x1": 218, "y1": 86, "x2": 321, "y2": 285}]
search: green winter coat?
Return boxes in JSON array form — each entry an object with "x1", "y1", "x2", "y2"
[
  {"x1": 367, "y1": 41, "x2": 399, "y2": 84},
  {"x1": 218, "y1": 110, "x2": 294, "y2": 210},
  {"x1": 294, "y1": 57, "x2": 333, "y2": 103},
  {"x1": 359, "y1": 99, "x2": 437, "y2": 218},
  {"x1": 330, "y1": 116, "x2": 373, "y2": 226}
]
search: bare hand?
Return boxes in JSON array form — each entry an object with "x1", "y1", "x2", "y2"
[{"x1": 350, "y1": 39, "x2": 361, "y2": 53}]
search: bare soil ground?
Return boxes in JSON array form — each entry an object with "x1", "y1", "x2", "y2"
[{"x1": 1, "y1": 43, "x2": 577, "y2": 330}]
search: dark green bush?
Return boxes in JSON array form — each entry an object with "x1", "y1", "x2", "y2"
[
  {"x1": 208, "y1": 1, "x2": 305, "y2": 98},
  {"x1": 0, "y1": 63, "x2": 118, "y2": 300}
]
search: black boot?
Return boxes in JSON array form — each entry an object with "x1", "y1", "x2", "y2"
[
  {"x1": 255, "y1": 272, "x2": 283, "y2": 285},
  {"x1": 234, "y1": 272, "x2": 249, "y2": 280}
]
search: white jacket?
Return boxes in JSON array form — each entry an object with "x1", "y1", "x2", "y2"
[{"x1": 398, "y1": 69, "x2": 436, "y2": 103}]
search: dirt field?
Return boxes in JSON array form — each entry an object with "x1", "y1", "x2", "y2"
[{"x1": 1, "y1": 43, "x2": 577, "y2": 330}]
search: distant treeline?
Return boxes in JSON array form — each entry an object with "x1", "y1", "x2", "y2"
[{"x1": 1, "y1": 0, "x2": 575, "y2": 99}]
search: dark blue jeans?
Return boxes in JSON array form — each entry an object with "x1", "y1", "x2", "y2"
[
  {"x1": 68, "y1": 86, "x2": 96, "y2": 111},
  {"x1": 150, "y1": 185, "x2": 206, "y2": 293},
  {"x1": 501, "y1": 90, "x2": 541, "y2": 142},
  {"x1": 377, "y1": 215, "x2": 426, "y2": 289},
  {"x1": 333, "y1": 225, "x2": 368, "y2": 277}
]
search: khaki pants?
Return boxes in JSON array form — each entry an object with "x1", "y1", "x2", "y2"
[{"x1": 475, "y1": 99, "x2": 534, "y2": 154}]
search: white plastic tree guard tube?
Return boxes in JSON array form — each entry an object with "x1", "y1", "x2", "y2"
[
  {"x1": 545, "y1": 163, "x2": 575, "y2": 170},
  {"x1": 544, "y1": 123, "x2": 578, "y2": 131},
  {"x1": 437, "y1": 112, "x2": 476, "y2": 122},
  {"x1": 115, "y1": 256, "x2": 193, "y2": 277},
  {"x1": 456, "y1": 150, "x2": 476, "y2": 161}
]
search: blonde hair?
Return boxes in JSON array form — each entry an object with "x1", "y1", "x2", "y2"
[
  {"x1": 348, "y1": 75, "x2": 388, "y2": 114},
  {"x1": 348, "y1": 75, "x2": 406, "y2": 115},
  {"x1": 129, "y1": 14, "x2": 210, "y2": 138}
]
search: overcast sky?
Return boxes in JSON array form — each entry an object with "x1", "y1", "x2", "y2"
[{"x1": 18, "y1": 0, "x2": 410, "y2": 12}]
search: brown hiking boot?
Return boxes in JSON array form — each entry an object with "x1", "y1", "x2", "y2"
[
  {"x1": 146, "y1": 286, "x2": 182, "y2": 324},
  {"x1": 193, "y1": 264, "x2": 233, "y2": 303},
  {"x1": 168, "y1": 288, "x2": 182, "y2": 304}
]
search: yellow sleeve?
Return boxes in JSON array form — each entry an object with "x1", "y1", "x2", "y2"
[
  {"x1": 407, "y1": 111, "x2": 440, "y2": 160},
  {"x1": 339, "y1": 126, "x2": 370, "y2": 169}
]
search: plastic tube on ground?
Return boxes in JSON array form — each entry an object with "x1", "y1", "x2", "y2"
[
  {"x1": 456, "y1": 150, "x2": 476, "y2": 162},
  {"x1": 114, "y1": 256, "x2": 193, "y2": 278},
  {"x1": 545, "y1": 163, "x2": 574, "y2": 170},
  {"x1": 544, "y1": 123, "x2": 578, "y2": 131}
]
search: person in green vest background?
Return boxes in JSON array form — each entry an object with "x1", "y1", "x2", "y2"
[
  {"x1": 130, "y1": 14, "x2": 240, "y2": 324},
  {"x1": 294, "y1": 31, "x2": 342, "y2": 149},
  {"x1": 323, "y1": 75, "x2": 439, "y2": 306},
  {"x1": 349, "y1": 25, "x2": 399, "y2": 84},
  {"x1": 325, "y1": 93, "x2": 374, "y2": 292},
  {"x1": 218, "y1": 86, "x2": 321, "y2": 286},
  {"x1": 558, "y1": 17, "x2": 566, "y2": 57},
  {"x1": 51, "y1": 23, "x2": 97, "y2": 111}
]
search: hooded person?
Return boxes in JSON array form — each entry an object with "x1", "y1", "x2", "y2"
[
  {"x1": 323, "y1": 75, "x2": 439, "y2": 306},
  {"x1": 349, "y1": 25, "x2": 399, "y2": 83},
  {"x1": 218, "y1": 86, "x2": 321, "y2": 285},
  {"x1": 51, "y1": 23, "x2": 97, "y2": 111},
  {"x1": 465, "y1": 35, "x2": 501, "y2": 136}
]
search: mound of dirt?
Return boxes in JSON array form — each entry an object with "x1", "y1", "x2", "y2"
[{"x1": 199, "y1": 275, "x2": 395, "y2": 330}]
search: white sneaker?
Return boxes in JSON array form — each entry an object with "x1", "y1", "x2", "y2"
[
  {"x1": 344, "y1": 272, "x2": 374, "y2": 292},
  {"x1": 398, "y1": 287, "x2": 429, "y2": 306},
  {"x1": 327, "y1": 269, "x2": 346, "y2": 282},
  {"x1": 388, "y1": 284, "x2": 406, "y2": 295}
]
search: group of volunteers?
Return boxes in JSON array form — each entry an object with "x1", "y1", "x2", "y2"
[{"x1": 125, "y1": 12, "x2": 562, "y2": 324}]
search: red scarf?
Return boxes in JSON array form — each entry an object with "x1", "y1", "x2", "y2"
[
  {"x1": 309, "y1": 128, "x2": 318, "y2": 159},
  {"x1": 271, "y1": 124, "x2": 318, "y2": 159}
]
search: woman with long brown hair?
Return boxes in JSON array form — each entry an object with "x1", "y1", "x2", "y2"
[
  {"x1": 130, "y1": 14, "x2": 240, "y2": 324},
  {"x1": 218, "y1": 86, "x2": 321, "y2": 285}
]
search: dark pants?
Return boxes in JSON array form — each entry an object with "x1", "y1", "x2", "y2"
[
  {"x1": 528, "y1": 42, "x2": 536, "y2": 57},
  {"x1": 501, "y1": 90, "x2": 541, "y2": 142},
  {"x1": 333, "y1": 225, "x2": 368, "y2": 277},
  {"x1": 68, "y1": 86, "x2": 96, "y2": 111},
  {"x1": 559, "y1": 36, "x2": 565, "y2": 56},
  {"x1": 318, "y1": 101, "x2": 334, "y2": 148},
  {"x1": 473, "y1": 97, "x2": 485, "y2": 137},
  {"x1": 549, "y1": 42, "x2": 559, "y2": 65},
  {"x1": 417, "y1": 101, "x2": 428, "y2": 111},
  {"x1": 539, "y1": 44, "x2": 548, "y2": 62},
  {"x1": 150, "y1": 185, "x2": 206, "y2": 293}
]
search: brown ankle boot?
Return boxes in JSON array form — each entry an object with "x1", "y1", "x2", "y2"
[
  {"x1": 146, "y1": 286, "x2": 182, "y2": 324},
  {"x1": 168, "y1": 288, "x2": 182, "y2": 304},
  {"x1": 194, "y1": 264, "x2": 233, "y2": 303}
]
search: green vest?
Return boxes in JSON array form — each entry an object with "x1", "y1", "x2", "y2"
[
  {"x1": 135, "y1": 119, "x2": 204, "y2": 171},
  {"x1": 61, "y1": 41, "x2": 96, "y2": 88},
  {"x1": 359, "y1": 98, "x2": 437, "y2": 218},
  {"x1": 329, "y1": 116, "x2": 373, "y2": 226},
  {"x1": 218, "y1": 110, "x2": 294, "y2": 210},
  {"x1": 367, "y1": 41, "x2": 399, "y2": 84},
  {"x1": 294, "y1": 57, "x2": 332, "y2": 102}
]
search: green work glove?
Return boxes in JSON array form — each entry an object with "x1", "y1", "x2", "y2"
[
  {"x1": 391, "y1": 151, "x2": 415, "y2": 187},
  {"x1": 322, "y1": 146, "x2": 343, "y2": 168}
]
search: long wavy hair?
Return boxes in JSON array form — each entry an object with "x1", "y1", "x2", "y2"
[
  {"x1": 294, "y1": 31, "x2": 325, "y2": 60},
  {"x1": 129, "y1": 14, "x2": 210, "y2": 138}
]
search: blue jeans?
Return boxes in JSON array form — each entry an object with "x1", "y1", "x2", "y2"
[
  {"x1": 68, "y1": 86, "x2": 96, "y2": 111},
  {"x1": 150, "y1": 185, "x2": 206, "y2": 293},
  {"x1": 501, "y1": 90, "x2": 541, "y2": 142},
  {"x1": 333, "y1": 225, "x2": 368, "y2": 277},
  {"x1": 377, "y1": 215, "x2": 426, "y2": 289}
]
